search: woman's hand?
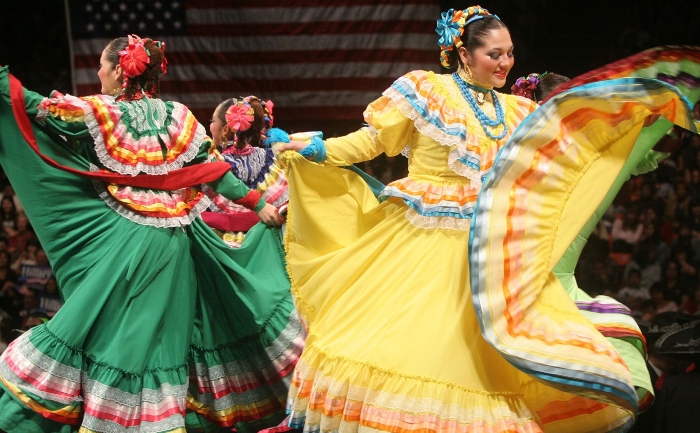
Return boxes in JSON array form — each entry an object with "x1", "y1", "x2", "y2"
[
  {"x1": 257, "y1": 203, "x2": 284, "y2": 226},
  {"x1": 276, "y1": 140, "x2": 308, "y2": 152},
  {"x1": 643, "y1": 114, "x2": 661, "y2": 127}
]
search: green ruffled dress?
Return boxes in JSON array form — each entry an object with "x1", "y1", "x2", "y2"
[{"x1": 0, "y1": 66, "x2": 303, "y2": 433}]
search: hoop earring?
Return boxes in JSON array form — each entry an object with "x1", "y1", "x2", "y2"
[
  {"x1": 109, "y1": 80, "x2": 122, "y2": 97},
  {"x1": 465, "y1": 65, "x2": 474, "y2": 81}
]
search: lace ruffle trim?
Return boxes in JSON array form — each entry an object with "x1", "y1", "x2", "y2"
[
  {"x1": 405, "y1": 208, "x2": 471, "y2": 231},
  {"x1": 287, "y1": 343, "x2": 536, "y2": 432},
  {"x1": 91, "y1": 166, "x2": 211, "y2": 228},
  {"x1": 382, "y1": 86, "x2": 483, "y2": 187},
  {"x1": 78, "y1": 97, "x2": 205, "y2": 176},
  {"x1": 0, "y1": 326, "x2": 190, "y2": 432}
]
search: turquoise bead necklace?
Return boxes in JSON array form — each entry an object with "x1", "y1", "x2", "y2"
[{"x1": 452, "y1": 72, "x2": 508, "y2": 140}]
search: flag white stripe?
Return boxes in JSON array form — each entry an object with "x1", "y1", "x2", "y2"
[
  {"x1": 187, "y1": 5, "x2": 438, "y2": 25},
  {"x1": 72, "y1": 34, "x2": 438, "y2": 55},
  {"x1": 160, "y1": 91, "x2": 381, "y2": 109},
  {"x1": 74, "y1": 62, "x2": 437, "y2": 85}
]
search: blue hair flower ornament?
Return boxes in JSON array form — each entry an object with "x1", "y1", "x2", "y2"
[
  {"x1": 436, "y1": 9, "x2": 463, "y2": 51},
  {"x1": 436, "y1": 6, "x2": 495, "y2": 68}
]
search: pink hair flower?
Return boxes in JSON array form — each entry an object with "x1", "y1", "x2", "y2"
[
  {"x1": 264, "y1": 100, "x2": 274, "y2": 126},
  {"x1": 225, "y1": 101, "x2": 255, "y2": 132},
  {"x1": 119, "y1": 34, "x2": 150, "y2": 78}
]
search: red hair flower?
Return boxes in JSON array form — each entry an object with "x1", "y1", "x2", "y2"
[
  {"x1": 119, "y1": 35, "x2": 150, "y2": 78},
  {"x1": 225, "y1": 101, "x2": 255, "y2": 132}
]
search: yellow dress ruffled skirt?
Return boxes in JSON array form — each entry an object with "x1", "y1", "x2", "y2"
[{"x1": 282, "y1": 152, "x2": 630, "y2": 433}]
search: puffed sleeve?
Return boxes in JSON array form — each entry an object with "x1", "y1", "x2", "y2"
[
  {"x1": 35, "y1": 91, "x2": 94, "y2": 139},
  {"x1": 318, "y1": 95, "x2": 416, "y2": 166}
]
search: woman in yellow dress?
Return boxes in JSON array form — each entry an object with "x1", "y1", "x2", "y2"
[{"x1": 272, "y1": 6, "x2": 700, "y2": 433}]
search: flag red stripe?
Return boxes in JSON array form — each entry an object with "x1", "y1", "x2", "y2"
[
  {"x1": 162, "y1": 77, "x2": 395, "y2": 94},
  {"x1": 78, "y1": 77, "x2": 394, "y2": 95},
  {"x1": 74, "y1": 49, "x2": 435, "y2": 69},
  {"x1": 190, "y1": 106, "x2": 367, "y2": 124},
  {"x1": 187, "y1": 20, "x2": 435, "y2": 37},
  {"x1": 188, "y1": 0, "x2": 437, "y2": 8}
]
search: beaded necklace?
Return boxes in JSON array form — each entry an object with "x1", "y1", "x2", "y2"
[{"x1": 452, "y1": 72, "x2": 508, "y2": 140}]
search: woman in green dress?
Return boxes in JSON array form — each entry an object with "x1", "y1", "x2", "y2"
[{"x1": 0, "y1": 35, "x2": 303, "y2": 433}]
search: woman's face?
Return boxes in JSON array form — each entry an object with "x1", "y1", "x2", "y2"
[
  {"x1": 210, "y1": 105, "x2": 228, "y2": 146},
  {"x1": 666, "y1": 262, "x2": 679, "y2": 278},
  {"x1": 16, "y1": 214, "x2": 28, "y2": 231},
  {"x1": 460, "y1": 26, "x2": 514, "y2": 88},
  {"x1": 98, "y1": 48, "x2": 122, "y2": 95},
  {"x1": 1, "y1": 198, "x2": 13, "y2": 213}
]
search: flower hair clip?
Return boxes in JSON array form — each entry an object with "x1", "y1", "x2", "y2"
[
  {"x1": 511, "y1": 72, "x2": 549, "y2": 102},
  {"x1": 225, "y1": 100, "x2": 255, "y2": 133},
  {"x1": 119, "y1": 35, "x2": 150, "y2": 78},
  {"x1": 263, "y1": 99, "x2": 274, "y2": 127},
  {"x1": 436, "y1": 6, "x2": 496, "y2": 68}
]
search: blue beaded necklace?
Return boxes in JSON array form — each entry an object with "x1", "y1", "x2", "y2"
[{"x1": 452, "y1": 72, "x2": 508, "y2": 140}]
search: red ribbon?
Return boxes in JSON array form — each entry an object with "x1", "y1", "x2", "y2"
[{"x1": 8, "y1": 72, "x2": 231, "y2": 190}]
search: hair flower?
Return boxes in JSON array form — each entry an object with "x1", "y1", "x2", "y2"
[
  {"x1": 118, "y1": 34, "x2": 150, "y2": 78},
  {"x1": 225, "y1": 101, "x2": 255, "y2": 132},
  {"x1": 511, "y1": 72, "x2": 548, "y2": 100},
  {"x1": 436, "y1": 9, "x2": 463, "y2": 50},
  {"x1": 436, "y1": 6, "x2": 494, "y2": 68},
  {"x1": 264, "y1": 100, "x2": 274, "y2": 126}
]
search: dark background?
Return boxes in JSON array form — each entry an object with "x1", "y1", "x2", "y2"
[{"x1": 1, "y1": 0, "x2": 699, "y2": 133}]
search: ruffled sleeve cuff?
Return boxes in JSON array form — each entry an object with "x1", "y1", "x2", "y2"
[
  {"x1": 299, "y1": 136, "x2": 327, "y2": 163},
  {"x1": 234, "y1": 190, "x2": 264, "y2": 212}
]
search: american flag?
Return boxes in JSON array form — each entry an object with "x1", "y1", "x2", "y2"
[{"x1": 68, "y1": 0, "x2": 441, "y2": 131}]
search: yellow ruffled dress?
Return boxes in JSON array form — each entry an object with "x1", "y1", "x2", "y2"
[{"x1": 280, "y1": 69, "x2": 660, "y2": 433}]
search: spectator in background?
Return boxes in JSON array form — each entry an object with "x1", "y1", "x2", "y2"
[
  {"x1": 38, "y1": 276, "x2": 62, "y2": 317},
  {"x1": 612, "y1": 207, "x2": 645, "y2": 253},
  {"x1": 650, "y1": 283, "x2": 679, "y2": 314},
  {"x1": 610, "y1": 206, "x2": 645, "y2": 269},
  {"x1": 628, "y1": 243, "x2": 664, "y2": 293},
  {"x1": 618, "y1": 269, "x2": 649, "y2": 318},
  {"x1": 636, "y1": 180, "x2": 667, "y2": 225},
  {"x1": 687, "y1": 167, "x2": 700, "y2": 202},
  {"x1": 17, "y1": 287, "x2": 37, "y2": 318},
  {"x1": 668, "y1": 181, "x2": 692, "y2": 224},
  {"x1": 10, "y1": 236, "x2": 38, "y2": 273},
  {"x1": 0, "y1": 195, "x2": 17, "y2": 238},
  {"x1": 0, "y1": 249, "x2": 19, "y2": 329},
  {"x1": 7, "y1": 212, "x2": 32, "y2": 255},
  {"x1": 0, "y1": 185, "x2": 22, "y2": 214},
  {"x1": 0, "y1": 250, "x2": 16, "y2": 294}
]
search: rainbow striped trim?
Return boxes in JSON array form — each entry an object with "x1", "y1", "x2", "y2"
[
  {"x1": 469, "y1": 77, "x2": 698, "y2": 416},
  {"x1": 366, "y1": 71, "x2": 536, "y2": 229},
  {"x1": 544, "y1": 45, "x2": 700, "y2": 105},
  {"x1": 0, "y1": 309, "x2": 304, "y2": 432},
  {"x1": 39, "y1": 93, "x2": 205, "y2": 176},
  {"x1": 91, "y1": 171, "x2": 213, "y2": 228},
  {"x1": 0, "y1": 327, "x2": 188, "y2": 430}
]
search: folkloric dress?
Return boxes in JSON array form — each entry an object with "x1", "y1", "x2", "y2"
[
  {"x1": 0, "y1": 66, "x2": 304, "y2": 433},
  {"x1": 279, "y1": 67, "x2": 683, "y2": 432}
]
